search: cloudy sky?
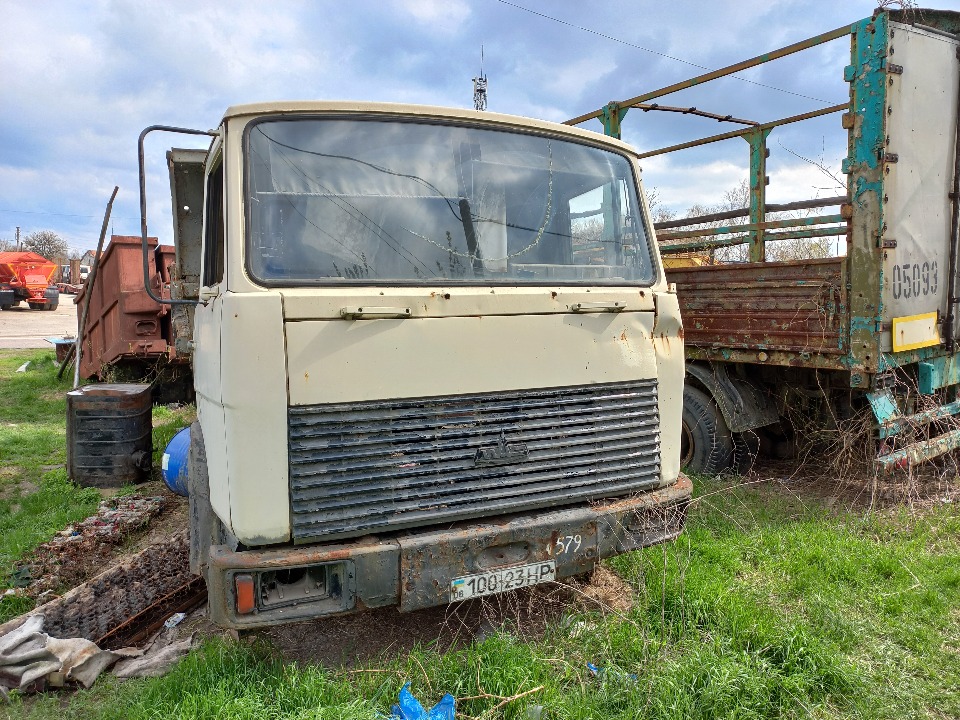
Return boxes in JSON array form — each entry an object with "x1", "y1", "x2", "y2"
[{"x1": 2, "y1": 0, "x2": 957, "y2": 253}]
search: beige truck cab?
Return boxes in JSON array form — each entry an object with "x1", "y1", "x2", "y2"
[{"x1": 152, "y1": 101, "x2": 690, "y2": 627}]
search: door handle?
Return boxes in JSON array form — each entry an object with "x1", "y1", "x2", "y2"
[
  {"x1": 569, "y1": 302, "x2": 625, "y2": 313},
  {"x1": 340, "y1": 306, "x2": 412, "y2": 319}
]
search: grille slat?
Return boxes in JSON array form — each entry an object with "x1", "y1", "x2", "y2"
[
  {"x1": 296, "y1": 475, "x2": 660, "y2": 539},
  {"x1": 289, "y1": 401, "x2": 658, "y2": 453},
  {"x1": 289, "y1": 380, "x2": 661, "y2": 542},
  {"x1": 290, "y1": 438, "x2": 660, "y2": 497},
  {"x1": 291, "y1": 457, "x2": 663, "y2": 513},
  {"x1": 289, "y1": 421, "x2": 660, "y2": 476}
]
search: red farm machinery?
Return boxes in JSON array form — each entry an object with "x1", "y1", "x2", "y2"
[{"x1": 0, "y1": 252, "x2": 60, "y2": 311}]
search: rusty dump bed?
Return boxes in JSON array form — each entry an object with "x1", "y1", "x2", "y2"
[
  {"x1": 76, "y1": 235, "x2": 176, "y2": 379},
  {"x1": 666, "y1": 257, "x2": 847, "y2": 367}
]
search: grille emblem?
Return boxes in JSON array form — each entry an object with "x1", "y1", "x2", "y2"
[{"x1": 474, "y1": 429, "x2": 529, "y2": 467}]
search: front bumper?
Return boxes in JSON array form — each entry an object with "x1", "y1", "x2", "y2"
[{"x1": 206, "y1": 473, "x2": 692, "y2": 628}]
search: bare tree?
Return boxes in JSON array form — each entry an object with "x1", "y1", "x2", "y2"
[
  {"x1": 0, "y1": 238, "x2": 16, "y2": 252},
  {"x1": 645, "y1": 186, "x2": 676, "y2": 224},
  {"x1": 665, "y1": 179, "x2": 834, "y2": 263},
  {"x1": 22, "y1": 230, "x2": 68, "y2": 261}
]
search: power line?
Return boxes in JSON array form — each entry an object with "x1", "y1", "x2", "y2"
[
  {"x1": 0, "y1": 208, "x2": 139, "y2": 221},
  {"x1": 496, "y1": 0, "x2": 834, "y2": 104}
]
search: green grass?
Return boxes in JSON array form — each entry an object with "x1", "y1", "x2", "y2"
[
  {"x1": 9, "y1": 479, "x2": 960, "y2": 720},
  {"x1": 2, "y1": 349, "x2": 958, "y2": 718},
  {"x1": 0, "y1": 350, "x2": 194, "y2": 622},
  {"x1": 0, "y1": 350, "x2": 102, "y2": 621},
  {"x1": 151, "y1": 403, "x2": 196, "y2": 483}
]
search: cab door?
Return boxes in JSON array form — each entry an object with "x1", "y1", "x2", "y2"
[{"x1": 192, "y1": 150, "x2": 229, "y2": 524}]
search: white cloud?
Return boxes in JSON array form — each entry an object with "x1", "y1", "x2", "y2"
[
  {"x1": 390, "y1": 0, "x2": 470, "y2": 32},
  {"x1": 640, "y1": 156, "x2": 747, "y2": 214},
  {"x1": 768, "y1": 161, "x2": 845, "y2": 203},
  {"x1": 0, "y1": 0, "x2": 890, "y2": 247}
]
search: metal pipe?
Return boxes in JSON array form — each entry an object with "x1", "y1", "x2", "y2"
[
  {"x1": 915, "y1": 23, "x2": 960, "y2": 41},
  {"x1": 138, "y1": 125, "x2": 218, "y2": 307},
  {"x1": 660, "y1": 225, "x2": 846, "y2": 253},
  {"x1": 636, "y1": 104, "x2": 847, "y2": 159},
  {"x1": 565, "y1": 23, "x2": 853, "y2": 127},
  {"x1": 877, "y1": 398, "x2": 960, "y2": 439},
  {"x1": 876, "y1": 427, "x2": 960, "y2": 471},
  {"x1": 657, "y1": 214, "x2": 844, "y2": 242},
  {"x1": 945, "y1": 48, "x2": 960, "y2": 352},
  {"x1": 631, "y1": 103, "x2": 758, "y2": 126},
  {"x1": 654, "y1": 195, "x2": 846, "y2": 230},
  {"x1": 73, "y1": 186, "x2": 119, "y2": 388}
]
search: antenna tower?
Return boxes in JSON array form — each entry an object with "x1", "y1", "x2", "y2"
[{"x1": 473, "y1": 46, "x2": 488, "y2": 111}]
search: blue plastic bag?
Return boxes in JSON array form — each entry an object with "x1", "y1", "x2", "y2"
[{"x1": 389, "y1": 682, "x2": 456, "y2": 720}]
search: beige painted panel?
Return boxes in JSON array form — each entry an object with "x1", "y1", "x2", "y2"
[
  {"x1": 193, "y1": 291, "x2": 231, "y2": 525},
  {"x1": 281, "y1": 286, "x2": 656, "y2": 320},
  {"x1": 219, "y1": 292, "x2": 291, "y2": 544},
  {"x1": 882, "y1": 22, "x2": 959, "y2": 347},
  {"x1": 286, "y1": 311, "x2": 658, "y2": 406},
  {"x1": 652, "y1": 292, "x2": 684, "y2": 485}
]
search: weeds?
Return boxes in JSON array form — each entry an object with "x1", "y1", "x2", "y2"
[
  {"x1": 2, "y1": 349, "x2": 959, "y2": 718},
  {"x1": 7, "y1": 476, "x2": 958, "y2": 720},
  {"x1": 0, "y1": 349, "x2": 194, "y2": 623}
]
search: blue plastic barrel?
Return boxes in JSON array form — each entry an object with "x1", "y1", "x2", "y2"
[{"x1": 162, "y1": 427, "x2": 190, "y2": 496}]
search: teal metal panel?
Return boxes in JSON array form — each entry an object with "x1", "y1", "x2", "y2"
[
  {"x1": 601, "y1": 102, "x2": 629, "y2": 140},
  {"x1": 877, "y1": 399, "x2": 960, "y2": 439},
  {"x1": 919, "y1": 355, "x2": 960, "y2": 394},
  {"x1": 866, "y1": 389, "x2": 898, "y2": 423},
  {"x1": 844, "y1": 13, "x2": 889, "y2": 384}
]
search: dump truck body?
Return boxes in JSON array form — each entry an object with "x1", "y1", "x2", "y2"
[{"x1": 74, "y1": 236, "x2": 193, "y2": 401}]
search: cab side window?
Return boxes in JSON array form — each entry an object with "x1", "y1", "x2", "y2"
[{"x1": 203, "y1": 159, "x2": 225, "y2": 286}]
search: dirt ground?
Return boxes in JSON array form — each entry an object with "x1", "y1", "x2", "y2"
[
  {"x1": 0, "y1": 296, "x2": 79, "y2": 349},
  {"x1": 15, "y1": 459, "x2": 959, "y2": 670},
  {"x1": 256, "y1": 566, "x2": 633, "y2": 668}
]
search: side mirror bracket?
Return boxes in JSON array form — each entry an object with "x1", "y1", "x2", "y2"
[{"x1": 138, "y1": 124, "x2": 219, "y2": 307}]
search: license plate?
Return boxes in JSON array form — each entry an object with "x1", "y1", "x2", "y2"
[{"x1": 450, "y1": 560, "x2": 556, "y2": 602}]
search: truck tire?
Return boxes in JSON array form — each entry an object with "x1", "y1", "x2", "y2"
[
  {"x1": 27, "y1": 301, "x2": 43, "y2": 311},
  {"x1": 45, "y1": 302, "x2": 58, "y2": 311},
  {"x1": 680, "y1": 385, "x2": 734, "y2": 475}
]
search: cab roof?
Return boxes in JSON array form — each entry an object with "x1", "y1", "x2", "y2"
[{"x1": 221, "y1": 101, "x2": 640, "y2": 156}]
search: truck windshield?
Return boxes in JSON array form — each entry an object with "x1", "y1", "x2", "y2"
[{"x1": 245, "y1": 116, "x2": 655, "y2": 285}]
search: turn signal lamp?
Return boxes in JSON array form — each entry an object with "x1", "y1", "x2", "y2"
[{"x1": 235, "y1": 574, "x2": 256, "y2": 614}]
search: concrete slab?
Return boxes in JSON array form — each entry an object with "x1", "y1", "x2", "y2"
[{"x1": 0, "y1": 296, "x2": 79, "y2": 349}]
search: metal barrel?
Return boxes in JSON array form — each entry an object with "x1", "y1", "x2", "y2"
[
  {"x1": 66, "y1": 384, "x2": 152, "y2": 487},
  {"x1": 161, "y1": 426, "x2": 190, "y2": 496}
]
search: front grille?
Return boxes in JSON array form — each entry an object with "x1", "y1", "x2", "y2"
[{"x1": 288, "y1": 380, "x2": 661, "y2": 542}]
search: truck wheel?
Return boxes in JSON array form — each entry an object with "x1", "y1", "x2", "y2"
[
  {"x1": 46, "y1": 302, "x2": 59, "y2": 311},
  {"x1": 680, "y1": 386, "x2": 734, "y2": 475},
  {"x1": 27, "y1": 302, "x2": 42, "y2": 311}
]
